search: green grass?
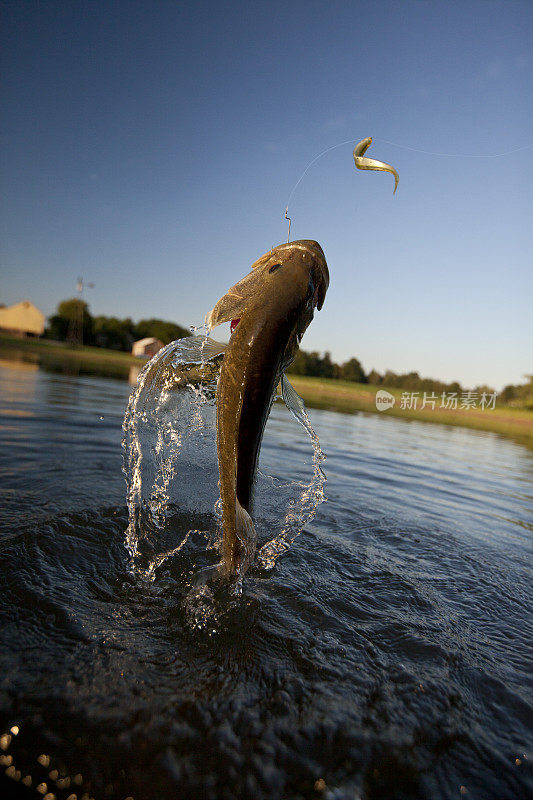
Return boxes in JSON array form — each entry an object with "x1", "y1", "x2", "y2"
[
  {"x1": 0, "y1": 334, "x2": 140, "y2": 379},
  {"x1": 0, "y1": 334, "x2": 139, "y2": 363},
  {"x1": 289, "y1": 374, "x2": 533, "y2": 447}
]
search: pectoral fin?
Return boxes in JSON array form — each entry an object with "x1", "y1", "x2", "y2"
[{"x1": 281, "y1": 374, "x2": 306, "y2": 425}]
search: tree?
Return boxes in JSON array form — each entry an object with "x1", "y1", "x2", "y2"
[
  {"x1": 320, "y1": 351, "x2": 336, "y2": 379},
  {"x1": 134, "y1": 318, "x2": 189, "y2": 345},
  {"x1": 286, "y1": 349, "x2": 308, "y2": 375},
  {"x1": 304, "y1": 351, "x2": 325, "y2": 377},
  {"x1": 340, "y1": 357, "x2": 367, "y2": 383},
  {"x1": 93, "y1": 316, "x2": 135, "y2": 351},
  {"x1": 500, "y1": 377, "x2": 533, "y2": 409},
  {"x1": 47, "y1": 298, "x2": 94, "y2": 344}
]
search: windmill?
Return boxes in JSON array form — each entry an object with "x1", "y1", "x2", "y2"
[{"x1": 67, "y1": 277, "x2": 95, "y2": 346}]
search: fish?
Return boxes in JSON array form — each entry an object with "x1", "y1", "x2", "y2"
[{"x1": 205, "y1": 239, "x2": 329, "y2": 579}]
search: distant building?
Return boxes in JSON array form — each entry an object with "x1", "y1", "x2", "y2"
[
  {"x1": 0, "y1": 300, "x2": 45, "y2": 337},
  {"x1": 132, "y1": 337, "x2": 164, "y2": 358}
]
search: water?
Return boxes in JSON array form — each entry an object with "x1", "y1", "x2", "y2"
[
  {"x1": 0, "y1": 356, "x2": 532, "y2": 799},
  {"x1": 121, "y1": 337, "x2": 326, "y2": 586}
]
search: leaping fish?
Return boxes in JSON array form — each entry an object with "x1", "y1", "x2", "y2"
[
  {"x1": 195, "y1": 137, "x2": 397, "y2": 581},
  {"x1": 206, "y1": 240, "x2": 329, "y2": 578}
]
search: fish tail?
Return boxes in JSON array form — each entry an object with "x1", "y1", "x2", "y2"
[{"x1": 234, "y1": 499, "x2": 257, "y2": 575}]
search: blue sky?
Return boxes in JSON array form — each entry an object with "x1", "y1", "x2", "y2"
[{"x1": 1, "y1": 0, "x2": 531, "y2": 389}]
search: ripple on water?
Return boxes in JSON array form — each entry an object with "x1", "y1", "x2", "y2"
[
  {"x1": 1, "y1": 362, "x2": 532, "y2": 799},
  {"x1": 0, "y1": 504, "x2": 532, "y2": 800}
]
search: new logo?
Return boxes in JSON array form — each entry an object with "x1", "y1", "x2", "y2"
[{"x1": 375, "y1": 390, "x2": 395, "y2": 411}]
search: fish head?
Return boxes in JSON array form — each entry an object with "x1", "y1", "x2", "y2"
[
  {"x1": 206, "y1": 239, "x2": 329, "y2": 331},
  {"x1": 264, "y1": 239, "x2": 329, "y2": 312}
]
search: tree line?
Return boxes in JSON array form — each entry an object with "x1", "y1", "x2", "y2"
[
  {"x1": 499, "y1": 375, "x2": 533, "y2": 409},
  {"x1": 286, "y1": 348, "x2": 470, "y2": 393},
  {"x1": 288, "y1": 354, "x2": 533, "y2": 404},
  {"x1": 45, "y1": 298, "x2": 188, "y2": 350},
  {"x1": 48, "y1": 297, "x2": 528, "y2": 400}
]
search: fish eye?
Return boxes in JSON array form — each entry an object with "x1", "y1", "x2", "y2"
[{"x1": 268, "y1": 262, "x2": 282, "y2": 274}]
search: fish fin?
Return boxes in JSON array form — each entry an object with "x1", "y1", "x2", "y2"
[
  {"x1": 172, "y1": 335, "x2": 227, "y2": 364},
  {"x1": 191, "y1": 562, "x2": 224, "y2": 587},
  {"x1": 206, "y1": 292, "x2": 248, "y2": 330},
  {"x1": 250, "y1": 252, "x2": 272, "y2": 270},
  {"x1": 281, "y1": 374, "x2": 306, "y2": 425},
  {"x1": 207, "y1": 262, "x2": 275, "y2": 329},
  {"x1": 235, "y1": 499, "x2": 257, "y2": 574}
]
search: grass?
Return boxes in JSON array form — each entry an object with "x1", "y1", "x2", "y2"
[
  {"x1": 0, "y1": 334, "x2": 140, "y2": 379},
  {"x1": 0, "y1": 334, "x2": 139, "y2": 364},
  {"x1": 288, "y1": 374, "x2": 533, "y2": 447},
  {"x1": 1, "y1": 334, "x2": 532, "y2": 447}
]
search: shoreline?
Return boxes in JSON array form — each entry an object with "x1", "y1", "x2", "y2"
[
  {"x1": 289, "y1": 374, "x2": 533, "y2": 448},
  {"x1": 2, "y1": 335, "x2": 532, "y2": 447}
]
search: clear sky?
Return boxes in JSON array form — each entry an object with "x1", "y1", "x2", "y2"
[{"x1": 1, "y1": 0, "x2": 531, "y2": 389}]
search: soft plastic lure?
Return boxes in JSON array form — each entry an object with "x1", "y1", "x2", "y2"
[{"x1": 353, "y1": 136, "x2": 399, "y2": 194}]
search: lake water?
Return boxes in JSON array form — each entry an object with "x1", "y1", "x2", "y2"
[{"x1": 0, "y1": 358, "x2": 531, "y2": 800}]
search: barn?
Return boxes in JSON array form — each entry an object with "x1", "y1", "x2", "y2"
[
  {"x1": 0, "y1": 300, "x2": 45, "y2": 337},
  {"x1": 131, "y1": 337, "x2": 164, "y2": 358}
]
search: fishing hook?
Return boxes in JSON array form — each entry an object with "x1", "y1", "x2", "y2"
[{"x1": 285, "y1": 207, "x2": 291, "y2": 243}]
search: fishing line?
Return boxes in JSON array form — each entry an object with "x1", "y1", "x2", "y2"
[
  {"x1": 285, "y1": 139, "x2": 356, "y2": 212},
  {"x1": 377, "y1": 138, "x2": 533, "y2": 159},
  {"x1": 284, "y1": 136, "x2": 533, "y2": 240}
]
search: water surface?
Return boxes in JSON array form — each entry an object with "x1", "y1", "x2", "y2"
[{"x1": 0, "y1": 360, "x2": 531, "y2": 800}]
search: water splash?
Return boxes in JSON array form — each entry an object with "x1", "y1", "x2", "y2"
[
  {"x1": 122, "y1": 336, "x2": 327, "y2": 583},
  {"x1": 122, "y1": 335, "x2": 222, "y2": 577},
  {"x1": 257, "y1": 396, "x2": 326, "y2": 569}
]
